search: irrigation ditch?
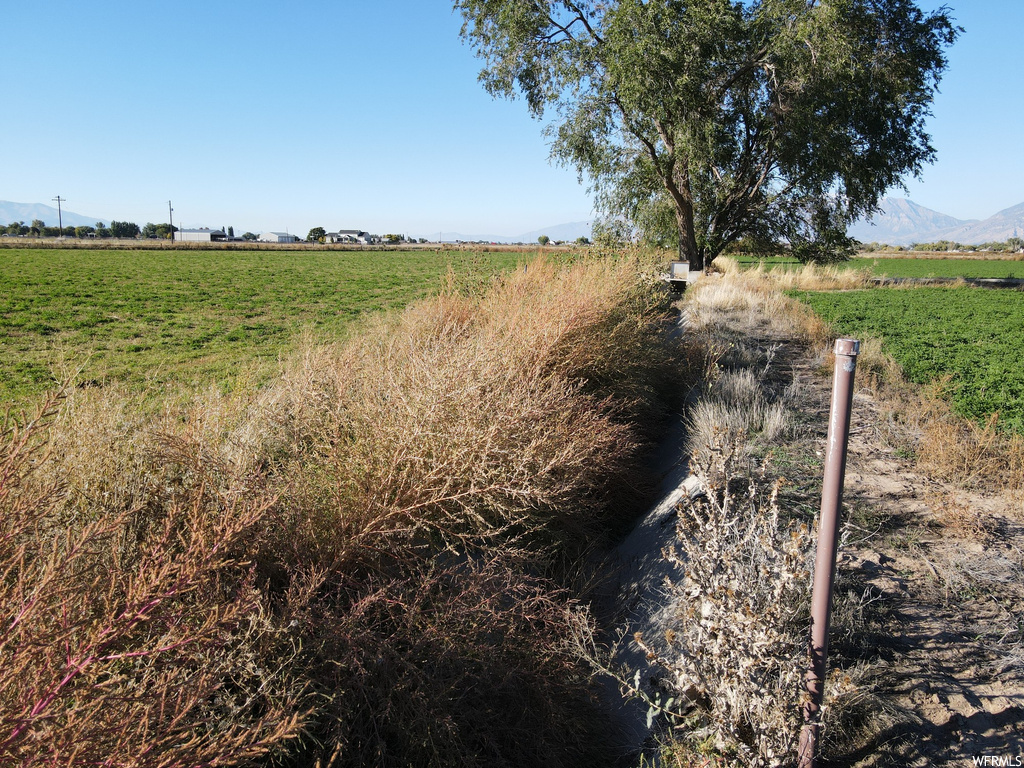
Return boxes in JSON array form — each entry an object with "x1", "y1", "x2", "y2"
[{"x1": 593, "y1": 268, "x2": 1024, "y2": 766}]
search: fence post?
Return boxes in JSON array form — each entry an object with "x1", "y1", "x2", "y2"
[{"x1": 798, "y1": 338, "x2": 860, "y2": 768}]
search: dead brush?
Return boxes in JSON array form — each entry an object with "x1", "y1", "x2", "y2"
[
  {"x1": 292, "y1": 556, "x2": 618, "y2": 768},
  {"x1": 1, "y1": 253, "x2": 690, "y2": 766},
  {"x1": 0, "y1": 393, "x2": 308, "y2": 767},
  {"x1": 261, "y1": 255, "x2": 684, "y2": 568},
  {"x1": 635, "y1": 442, "x2": 814, "y2": 766}
]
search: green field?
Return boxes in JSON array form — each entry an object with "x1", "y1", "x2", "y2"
[
  {"x1": 732, "y1": 255, "x2": 1024, "y2": 278},
  {"x1": 794, "y1": 286, "x2": 1024, "y2": 432},
  {"x1": 0, "y1": 248, "x2": 524, "y2": 405}
]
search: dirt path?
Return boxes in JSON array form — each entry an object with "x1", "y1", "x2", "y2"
[{"x1": 823, "y1": 382, "x2": 1024, "y2": 766}]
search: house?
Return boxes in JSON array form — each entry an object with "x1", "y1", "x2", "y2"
[
  {"x1": 325, "y1": 229, "x2": 373, "y2": 244},
  {"x1": 178, "y1": 228, "x2": 226, "y2": 243},
  {"x1": 258, "y1": 232, "x2": 298, "y2": 243}
]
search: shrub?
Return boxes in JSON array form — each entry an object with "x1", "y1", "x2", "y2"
[
  {"x1": 636, "y1": 445, "x2": 813, "y2": 766},
  {"x1": 0, "y1": 394, "x2": 308, "y2": 766}
]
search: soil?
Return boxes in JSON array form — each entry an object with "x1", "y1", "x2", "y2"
[{"x1": 824, "y1": 382, "x2": 1024, "y2": 766}]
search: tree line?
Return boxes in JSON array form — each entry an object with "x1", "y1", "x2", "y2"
[{"x1": 3, "y1": 220, "x2": 179, "y2": 239}]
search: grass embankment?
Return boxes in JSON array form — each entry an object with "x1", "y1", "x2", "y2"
[
  {"x1": 0, "y1": 255, "x2": 688, "y2": 766},
  {"x1": 0, "y1": 248, "x2": 522, "y2": 405}
]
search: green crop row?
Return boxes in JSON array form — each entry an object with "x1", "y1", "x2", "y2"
[
  {"x1": 793, "y1": 286, "x2": 1024, "y2": 433},
  {"x1": 0, "y1": 248, "x2": 524, "y2": 405},
  {"x1": 730, "y1": 255, "x2": 1024, "y2": 279}
]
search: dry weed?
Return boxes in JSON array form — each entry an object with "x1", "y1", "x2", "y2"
[
  {"x1": 637, "y1": 444, "x2": 814, "y2": 766},
  {"x1": 3, "y1": 253, "x2": 687, "y2": 766},
  {"x1": 0, "y1": 394, "x2": 308, "y2": 766}
]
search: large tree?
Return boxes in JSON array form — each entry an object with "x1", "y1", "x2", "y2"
[{"x1": 456, "y1": 0, "x2": 958, "y2": 269}]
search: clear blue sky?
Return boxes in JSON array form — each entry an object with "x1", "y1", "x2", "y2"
[{"x1": 2, "y1": 1, "x2": 1020, "y2": 237}]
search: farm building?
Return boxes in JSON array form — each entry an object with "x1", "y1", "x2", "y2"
[
  {"x1": 325, "y1": 230, "x2": 373, "y2": 244},
  {"x1": 177, "y1": 228, "x2": 226, "y2": 243},
  {"x1": 258, "y1": 232, "x2": 299, "y2": 243}
]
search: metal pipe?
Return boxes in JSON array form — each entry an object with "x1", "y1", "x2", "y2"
[{"x1": 798, "y1": 338, "x2": 860, "y2": 768}]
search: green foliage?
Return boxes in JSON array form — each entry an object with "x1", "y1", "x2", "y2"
[
  {"x1": 0, "y1": 248, "x2": 523, "y2": 405},
  {"x1": 537, "y1": 234, "x2": 550, "y2": 245},
  {"x1": 456, "y1": 0, "x2": 958, "y2": 269},
  {"x1": 141, "y1": 222, "x2": 177, "y2": 239},
  {"x1": 306, "y1": 226, "x2": 326, "y2": 243},
  {"x1": 109, "y1": 220, "x2": 140, "y2": 238},
  {"x1": 795, "y1": 287, "x2": 1024, "y2": 433}
]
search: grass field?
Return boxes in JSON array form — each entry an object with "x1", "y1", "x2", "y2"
[
  {"x1": 794, "y1": 286, "x2": 1024, "y2": 433},
  {"x1": 0, "y1": 248, "x2": 524, "y2": 405},
  {"x1": 730, "y1": 255, "x2": 1024, "y2": 278}
]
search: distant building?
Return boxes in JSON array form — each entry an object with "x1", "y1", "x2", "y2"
[
  {"x1": 258, "y1": 232, "x2": 298, "y2": 243},
  {"x1": 325, "y1": 229, "x2": 373, "y2": 244},
  {"x1": 178, "y1": 228, "x2": 226, "y2": 242}
]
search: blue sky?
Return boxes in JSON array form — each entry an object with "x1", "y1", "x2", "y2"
[{"x1": 2, "y1": 1, "x2": 1021, "y2": 237}]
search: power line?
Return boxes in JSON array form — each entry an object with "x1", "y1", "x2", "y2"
[{"x1": 52, "y1": 195, "x2": 66, "y2": 237}]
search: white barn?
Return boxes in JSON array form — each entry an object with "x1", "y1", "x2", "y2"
[
  {"x1": 258, "y1": 232, "x2": 298, "y2": 243},
  {"x1": 178, "y1": 228, "x2": 226, "y2": 242}
]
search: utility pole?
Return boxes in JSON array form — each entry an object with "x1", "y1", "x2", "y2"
[
  {"x1": 53, "y1": 196, "x2": 66, "y2": 237},
  {"x1": 168, "y1": 201, "x2": 174, "y2": 242}
]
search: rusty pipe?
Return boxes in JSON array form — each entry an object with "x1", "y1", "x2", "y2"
[{"x1": 798, "y1": 338, "x2": 860, "y2": 768}]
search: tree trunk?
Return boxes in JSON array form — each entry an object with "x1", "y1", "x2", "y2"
[
  {"x1": 662, "y1": 154, "x2": 704, "y2": 271},
  {"x1": 676, "y1": 208, "x2": 703, "y2": 272}
]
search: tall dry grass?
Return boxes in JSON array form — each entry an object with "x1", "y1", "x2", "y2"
[{"x1": 1, "y1": 253, "x2": 687, "y2": 766}]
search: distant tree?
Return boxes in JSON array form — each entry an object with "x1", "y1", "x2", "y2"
[
  {"x1": 575, "y1": 236, "x2": 590, "y2": 246},
  {"x1": 41, "y1": 227, "x2": 60, "y2": 238},
  {"x1": 227, "y1": 226, "x2": 234, "y2": 238},
  {"x1": 537, "y1": 235, "x2": 550, "y2": 246},
  {"x1": 307, "y1": 227, "x2": 326, "y2": 243},
  {"x1": 95, "y1": 225, "x2": 111, "y2": 238},
  {"x1": 241, "y1": 232, "x2": 258, "y2": 241},
  {"x1": 383, "y1": 233, "x2": 404, "y2": 244},
  {"x1": 6, "y1": 222, "x2": 23, "y2": 236},
  {"x1": 74, "y1": 226, "x2": 95, "y2": 238},
  {"x1": 141, "y1": 222, "x2": 159, "y2": 239},
  {"x1": 110, "y1": 221, "x2": 140, "y2": 238},
  {"x1": 457, "y1": 0, "x2": 959, "y2": 268},
  {"x1": 418, "y1": 238, "x2": 428, "y2": 244},
  {"x1": 61, "y1": 226, "x2": 75, "y2": 237},
  {"x1": 29, "y1": 219, "x2": 45, "y2": 236}
]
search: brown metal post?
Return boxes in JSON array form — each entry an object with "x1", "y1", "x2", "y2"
[{"x1": 798, "y1": 338, "x2": 860, "y2": 768}]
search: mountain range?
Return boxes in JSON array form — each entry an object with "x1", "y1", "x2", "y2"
[
  {"x1": 849, "y1": 198, "x2": 1024, "y2": 246},
  {"x1": 0, "y1": 200, "x2": 108, "y2": 229}
]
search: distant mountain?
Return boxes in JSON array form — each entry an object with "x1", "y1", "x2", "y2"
[
  {"x1": 848, "y1": 198, "x2": 1024, "y2": 246},
  {"x1": 936, "y1": 202, "x2": 1024, "y2": 244},
  {"x1": 0, "y1": 200, "x2": 108, "y2": 229},
  {"x1": 427, "y1": 220, "x2": 593, "y2": 244},
  {"x1": 848, "y1": 198, "x2": 975, "y2": 245}
]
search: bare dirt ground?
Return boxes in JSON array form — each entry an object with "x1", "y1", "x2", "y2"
[
  {"x1": 738, "y1": 320, "x2": 1024, "y2": 766},
  {"x1": 824, "y1": 382, "x2": 1024, "y2": 766}
]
